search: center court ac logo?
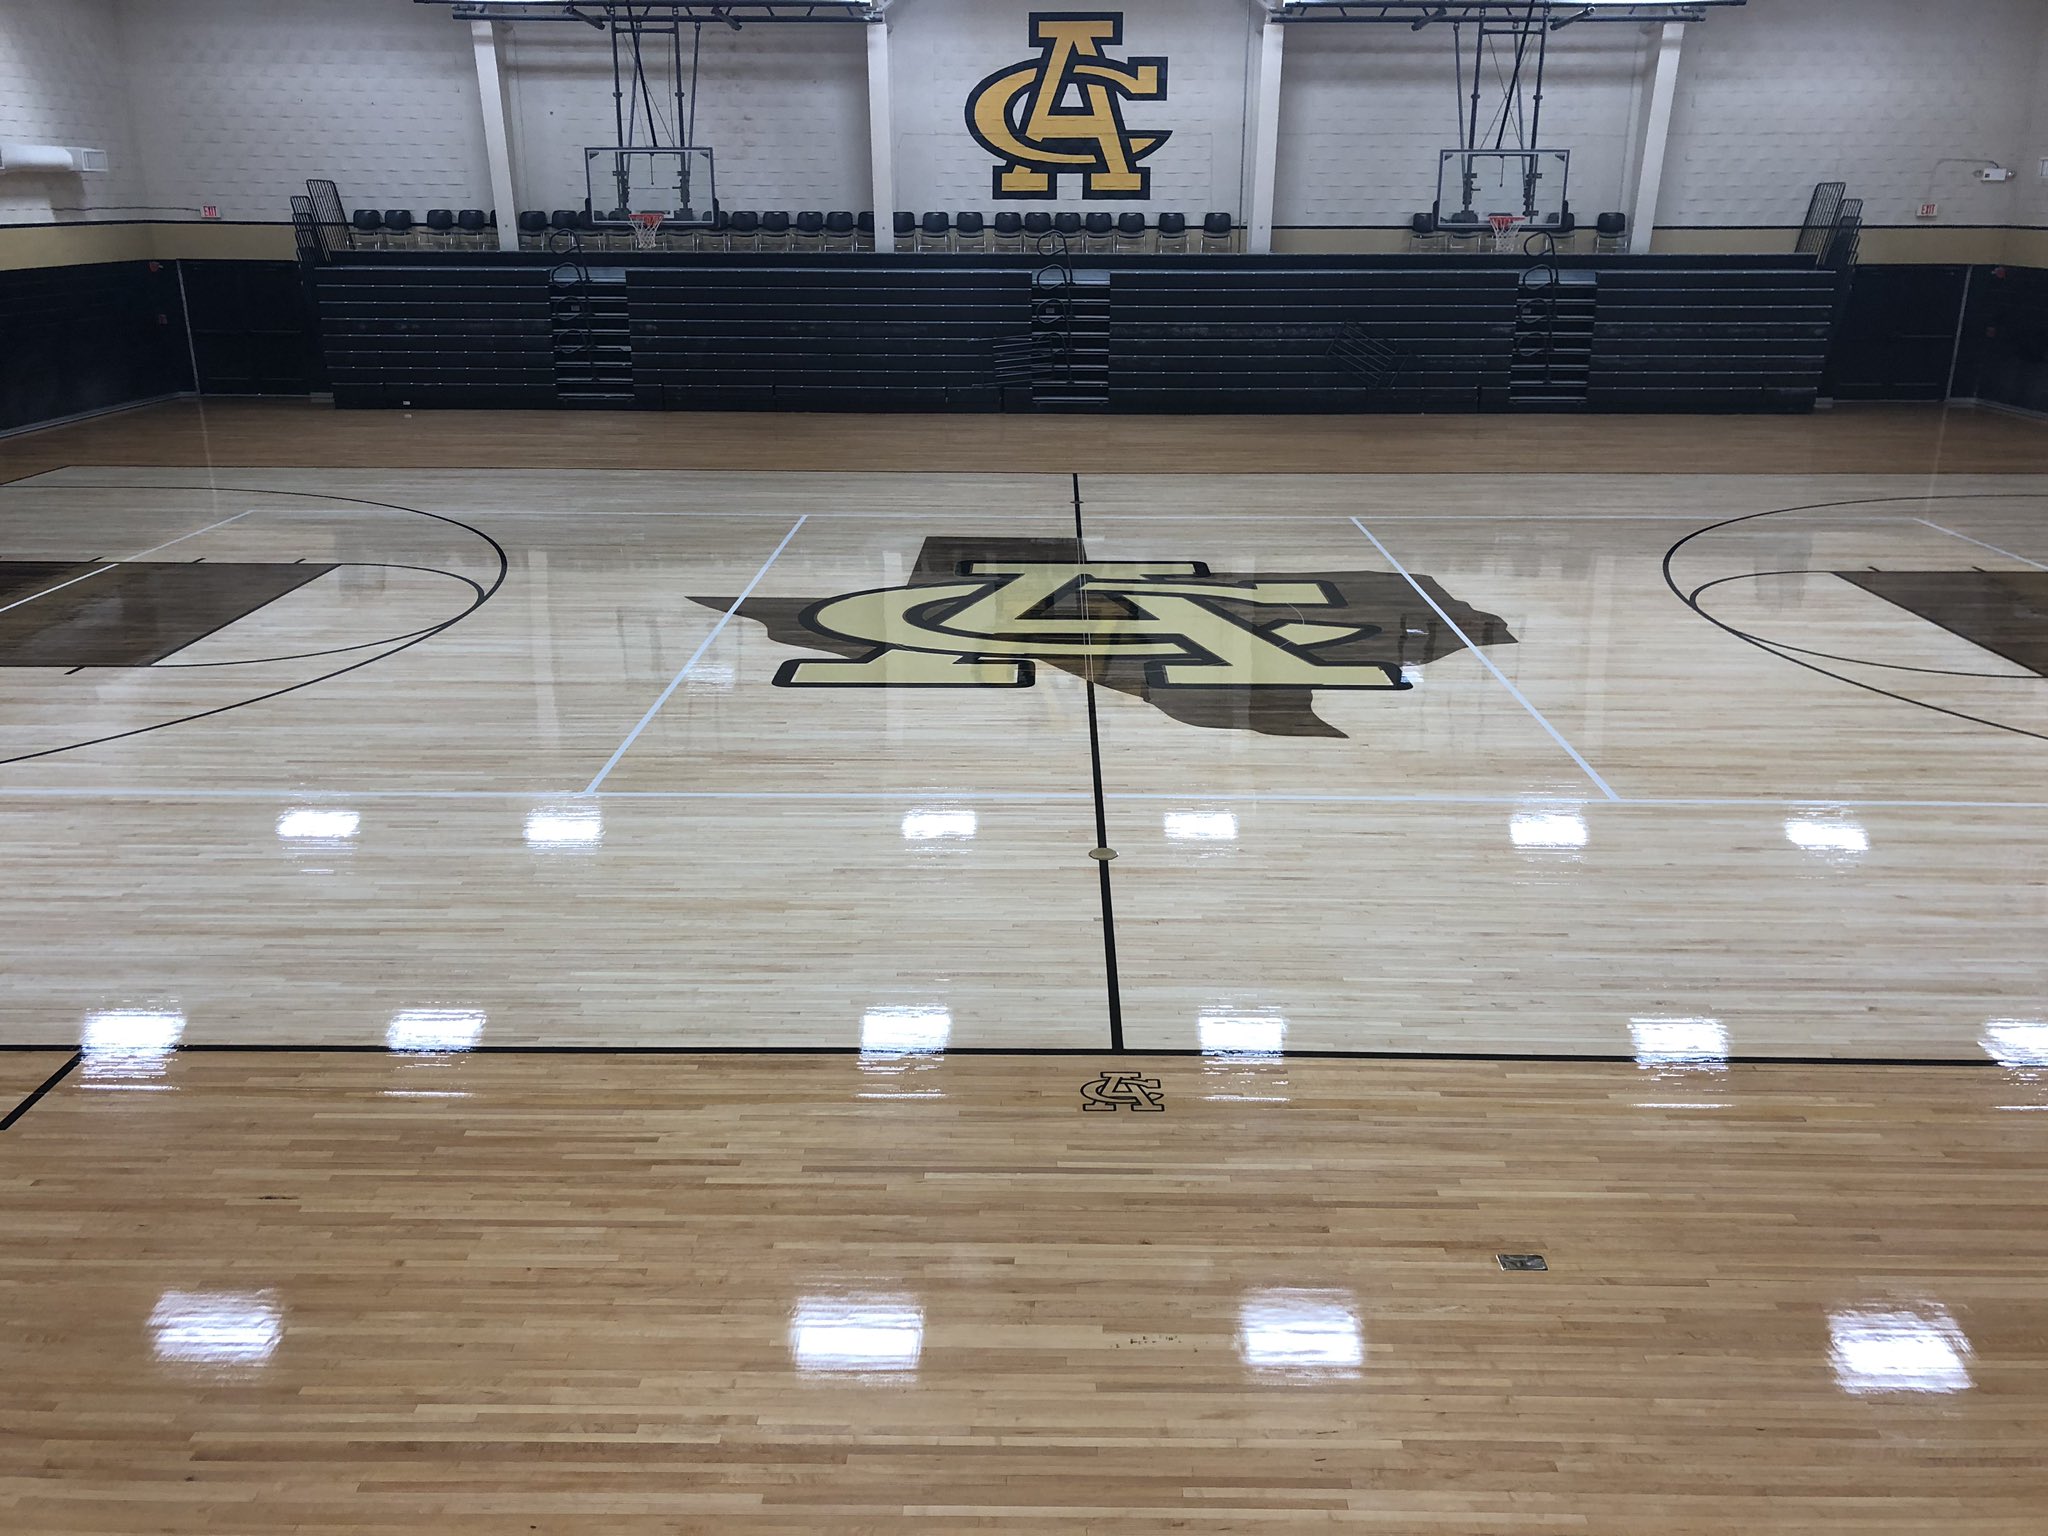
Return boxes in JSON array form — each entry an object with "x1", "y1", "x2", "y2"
[
  {"x1": 690, "y1": 537, "x2": 1515, "y2": 739},
  {"x1": 965, "y1": 13, "x2": 1170, "y2": 199}
]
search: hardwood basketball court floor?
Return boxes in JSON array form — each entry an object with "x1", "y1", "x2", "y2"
[{"x1": 1, "y1": 400, "x2": 2044, "y2": 1531}]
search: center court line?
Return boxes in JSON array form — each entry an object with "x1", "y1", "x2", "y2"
[
  {"x1": 1914, "y1": 517, "x2": 2048, "y2": 572},
  {"x1": 1348, "y1": 516, "x2": 1621, "y2": 802},
  {"x1": 0, "y1": 507, "x2": 259, "y2": 617},
  {"x1": 580, "y1": 513, "x2": 808, "y2": 794}
]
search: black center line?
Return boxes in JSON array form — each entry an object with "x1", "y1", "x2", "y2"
[
  {"x1": 1074, "y1": 470, "x2": 1126, "y2": 1053},
  {"x1": 0, "y1": 1051, "x2": 82, "y2": 1132}
]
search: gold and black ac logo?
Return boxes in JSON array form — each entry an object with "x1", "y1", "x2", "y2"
[
  {"x1": 965, "y1": 13, "x2": 1169, "y2": 200},
  {"x1": 692, "y1": 537, "x2": 1515, "y2": 739}
]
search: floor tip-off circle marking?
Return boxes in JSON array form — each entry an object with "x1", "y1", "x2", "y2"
[{"x1": 1088, "y1": 846, "x2": 1118, "y2": 861}]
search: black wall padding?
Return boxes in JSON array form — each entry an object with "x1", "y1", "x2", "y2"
[
  {"x1": 0, "y1": 261, "x2": 191, "y2": 432},
  {"x1": 1955, "y1": 264, "x2": 2048, "y2": 414},
  {"x1": 1824, "y1": 264, "x2": 1968, "y2": 401},
  {"x1": 180, "y1": 260, "x2": 321, "y2": 395}
]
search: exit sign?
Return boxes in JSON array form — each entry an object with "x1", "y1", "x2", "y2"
[
  {"x1": 1916, "y1": 202, "x2": 1939, "y2": 219},
  {"x1": 199, "y1": 204, "x2": 221, "y2": 220}
]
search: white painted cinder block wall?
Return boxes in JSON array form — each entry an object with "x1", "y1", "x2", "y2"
[
  {"x1": 0, "y1": 0, "x2": 145, "y2": 222},
  {"x1": 1662, "y1": 0, "x2": 2047, "y2": 228},
  {"x1": 116, "y1": 0, "x2": 490, "y2": 223},
  {"x1": 6, "y1": 0, "x2": 2048, "y2": 233},
  {"x1": 890, "y1": 0, "x2": 1252, "y2": 219}
]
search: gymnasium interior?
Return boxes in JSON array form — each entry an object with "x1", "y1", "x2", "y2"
[{"x1": 2, "y1": 1, "x2": 2047, "y2": 1530}]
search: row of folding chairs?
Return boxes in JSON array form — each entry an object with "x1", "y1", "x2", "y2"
[
  {"x1": 1407, "y1": 209, "x2": 1631, "y2": 254},
  {"x1": 513, "y1": 209, "x2": 1242, "y2": 255},
  {"x1": 904, "y1": 211, "x2": 1238, "y2": 254},
  {"x1": 346, "y1": 206, "x2": 1246, "y2": 255},
  {"x1": 348, "y1": 209, "x2": 495, "y2": 249}
]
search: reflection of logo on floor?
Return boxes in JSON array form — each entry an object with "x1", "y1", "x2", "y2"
[{"x1": 692, "y1": 536, "x2": 1515, "y2": 738}]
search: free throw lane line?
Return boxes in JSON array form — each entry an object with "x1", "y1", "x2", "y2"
[
  {"x1": 1350, "y1": 515, "x2": 1620, "y2": 802},
  {"x1": 582, "y1": 514, "x2": 808, "y2": 794}
]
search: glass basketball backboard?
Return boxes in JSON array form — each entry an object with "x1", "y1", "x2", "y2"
[
  {"x1": 585, "y1": 146, "x2": 717, "y2": 226},
  {"x1": 1434, "y1": 148, "x2": 1570, "y2": 228}
]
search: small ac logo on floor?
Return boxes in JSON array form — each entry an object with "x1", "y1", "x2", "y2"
[{"x1": 1080, "y1": 1070, "x2": 1165, "y2": 1111}]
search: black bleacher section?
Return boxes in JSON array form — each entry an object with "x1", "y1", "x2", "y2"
[
  {"x1": 311, "y1": 254, "x2": 1839, "y2": 415},
  {"x1": 625, "y1": 265, "x2": 1031, "y2": 410},
  {"x1": 1107, "y1": 266, "x2": 1518, "y2": 411},
  {"x1": 315, "y1": 265, "x2": 554, "y2": 407},
  {"x1": 1588, "y1": 266, "x2": 1838, "y2": 412}
]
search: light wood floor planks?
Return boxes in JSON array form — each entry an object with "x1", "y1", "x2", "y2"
[
  {"x1": 3, "y1": 1052, "x2": 2045, "y2": 1533},
  {"x1": 0, "y1": 401, "x2": 2045, "y2": 1531}
]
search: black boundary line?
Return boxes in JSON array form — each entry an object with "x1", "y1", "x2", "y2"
[
  {"x1": 0, "y1": 1051, "x2": 82, "y2": 1130},
  {"x1": 1073, "y1": 471, "x2": 1126, "y2": 1052},
  {"x1": 0, "y1": 1043, "x2": 2000, "y2": 1068},
  {"x1": 1662, "y1": 492, "x2": 2048, "y2": 745},
  {"x1": 0, "y1": 483, "x2": 510, "y2": 766}
]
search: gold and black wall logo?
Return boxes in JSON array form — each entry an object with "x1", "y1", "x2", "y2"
[
  {"x1": 693, "y1": 537, "x2": 1515, "y2": 739},
  {"x1": 965, "y1": 13, "x2": 1170, "y2": 200}
]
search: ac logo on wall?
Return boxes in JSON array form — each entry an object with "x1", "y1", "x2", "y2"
[
  {"x1": 690, "y1": 537, "x2": 1516, "y2": 740},
  {"x1": 965, "y1": 13, "x2": 1170, "y2": 200}
]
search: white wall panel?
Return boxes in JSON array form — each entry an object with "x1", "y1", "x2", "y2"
[
  {"x1": 0, "y1": 0, "x2": 145, "y2": 223},
  {"x1": 116, "y1": 0, "x2": 488, "y2": 223},
  {"x1": 1275, "y1": 23, "x2": 1647, "y2": 228},
  {"x1": 502, "y1": 18, "x2": 867, "y2": 214},
  {"x1": 890, "y1": 0, "x2": 1254, "y2": 219},
  {"x1": 1663, "y1": 0, "x2": 2042, "y2": 228},
  {"x1": 7, "y1": 0, "x2": 2047, "y2": 238}
]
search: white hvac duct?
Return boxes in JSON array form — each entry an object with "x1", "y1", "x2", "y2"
[{"x1": 0, "y1": 144, "x2": 110, "y2": 175}]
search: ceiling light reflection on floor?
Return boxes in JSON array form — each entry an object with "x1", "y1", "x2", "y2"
[
  {"x1": 1164, "y1": 810, "x2": 1238, "y2": 842},
  {"x1": 1784, "y1": 817, "x2": 1869, "y2": 856},
  {"x1": 80, "y1": 1008, "x2": 185, "y2": 1084},
  {"x1": 385, "y1": 1008, "x2": 486, "y2": 1055},
  {"x1": 1828, "y1": 1304, "x2": 1973, "y2": 1396},
  {"x1": 1628, "y1": 1016, "x2": 1729, "y2": 1073},
  {"x1": 1198, "y1": 1008, "x2": 1287, "y2": 1059},
  {"x1": 901, "y1": 808, "x2": 977, "y2": 841},
  {"x1": 1510, "y1": 809, "x2": 1588, "y2": 850},
  {"x1": 1237, "y1": 1288, "x2": 1363, "y2": 1378},
  {"x1": 1980, "y1": 1018, "x2": 2048, "y2": 1071},
  {"x1": 275, "y1": 807, "x2": 360, "y2": 846},
  {"x1": 859, "y1": 1006, "x2": 951, "y2": 1059},
  {"x1": 149, "y1": 1289, "x2": 283, "y2": 1370},
  {"x1": 524, "y1": 805, "x2": 603, "y2": 851},
  {"x1": 788, "y1": 1294, "x2": 924, "y2": 1376}
]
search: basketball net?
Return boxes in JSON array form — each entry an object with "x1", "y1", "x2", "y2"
[
  {"x1": 628, "y1": 211, "x2": 665, "y2": 250},
  {"x1": 1489, "y1": 215, "x2": 1525, "y2": 253}
]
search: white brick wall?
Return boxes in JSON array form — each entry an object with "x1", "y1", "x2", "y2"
[
  {"x1": 1664, "y1": 0, "x2": 2045, "y2": 228},
  {"x1": 2007, "y1": 4, "x2": 2048, "y2": 229},
  {"x1": 891, "y1": 0, "x2": 1255, "y2": 220},
  {"x1": 503, "y1": 19, "x2": 868, "y2": 215},
  {"x1": 3, "y1": 0, "x2": 2046, "y2": 234},
  {"x1": 1275, "y1": 22, "x2": 1649, "y2": 228},
  {"x1": 0, "y1": 0, "x2": 145, "y2": 223},
  {"x1": 117, "y1": 0, "x2": 489, "y2": 223}
]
